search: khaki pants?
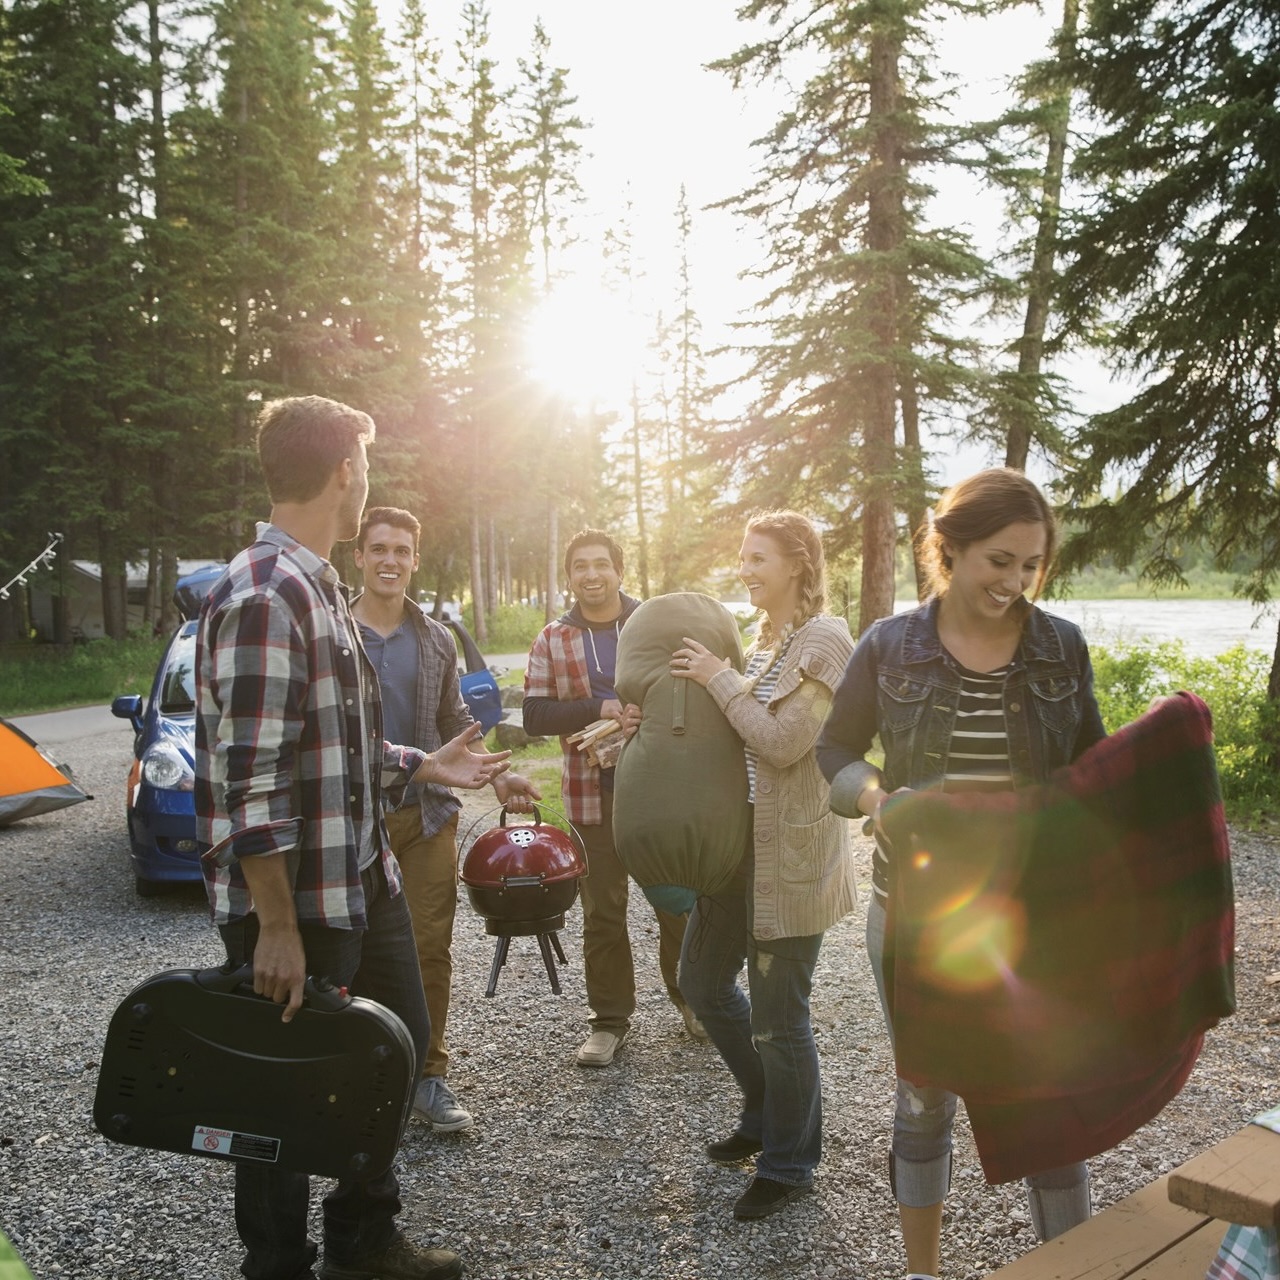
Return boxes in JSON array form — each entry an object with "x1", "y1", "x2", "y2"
[
  {"x1": 387, "y1": 805, "x2": 459, "y2": 1079},
  {"x1": 578, "y1": 790, "x2": 688, "y2": 1034}
]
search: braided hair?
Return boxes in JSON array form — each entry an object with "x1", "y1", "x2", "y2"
[{"x1": 743, "y1": 510, "x2": 828, "y2": 680}]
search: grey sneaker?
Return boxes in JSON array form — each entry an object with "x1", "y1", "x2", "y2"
[{"x1": 412, "y1": 1077, "x2": 474, "y2": 1133}]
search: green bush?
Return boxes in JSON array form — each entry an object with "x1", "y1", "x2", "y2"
[
  {"x1": 480, "y1": 603, "x2": 546, "y2": 654},
  {"x1": 1092, "y1": 639, "x2": 1279, "y2": 820}
]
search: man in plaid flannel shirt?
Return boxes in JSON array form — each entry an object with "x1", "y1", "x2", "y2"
[
  {"x1": 196, "y1": 396, "x2": 510, "y2": 1280},
  {"x1": 523, "y1": 528, "x2": 705, "y2": 1069},
  {"x1": 351, "y1": 505, "x2": 541, "y2": 1135}
]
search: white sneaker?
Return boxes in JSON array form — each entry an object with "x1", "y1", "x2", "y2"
[
  {"x1": 575, "y1": 1030, "x2": 625, "y2": 1067},
  {"x1": 412, "y1": 1077, "x2": 474, "y2": 1133}
]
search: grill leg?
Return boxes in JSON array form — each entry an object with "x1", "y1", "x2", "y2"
[
  {"x1": 549, "y1": 931, "x2": 567, "y2": 965},
  {"x1": 536, "y1": 933, "x2": 562, "y2": 995},
  {"x1": 485, "y1": 935, "x2": 511, "y2": 998}
]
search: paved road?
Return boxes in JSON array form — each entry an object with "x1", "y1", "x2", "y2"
[
  {"x1": 9, "y1": 703, "x2": 127, "y2": 743},
  {"x1": 10, "y1": 652, "x2": 529, "y2": 746}
]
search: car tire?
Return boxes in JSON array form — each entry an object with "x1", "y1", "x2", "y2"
[{"x1": 134, "y1": 876, "x2": 166, "y2": 898}]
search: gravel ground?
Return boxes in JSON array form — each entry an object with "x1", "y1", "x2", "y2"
[{"x1": 0, "y1": 726, "x2": 1276, "y2": 1280}]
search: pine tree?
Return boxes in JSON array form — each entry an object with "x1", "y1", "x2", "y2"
[
  {"x1": 1056, "y1": 0, "x2": 1280, "y2": 694},
  {"x1": 974, "y1": 0, "x2": 1079, "y2": 474},
  {"x1": 509, "y1": 16, "x2": 589, "y2": 618},
  {"x1": 0, "y1": 0, "x2": 152, "y2": 638},
  {"x1": 431, "y1": 0, "x2": 527, "y2": 642},
  {"x1": 713, "y1": 0, "x2": 991, "y2": 631},
  {"x1": 649, "y1": 187, "x2": 726, "y2": 594}
]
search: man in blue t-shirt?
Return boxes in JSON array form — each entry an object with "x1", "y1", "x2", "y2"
[{"x1": 352, "y1": 506, "x2": 539, "y2": 1132}]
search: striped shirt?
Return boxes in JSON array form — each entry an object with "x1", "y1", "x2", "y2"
[
  {"x1": 743, "y1": 632, "x2": 797, "y2": 802},
  {"x1": 872, "y1": 662, "x2": 1012, "y2": 901},
  {"x1": 944, "y1": 663, "x2": 1013, "y2": 792}
]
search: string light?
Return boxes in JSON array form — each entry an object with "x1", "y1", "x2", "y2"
[{"x1": 0, "y1": 532, "x2": 63, "y2": 602}]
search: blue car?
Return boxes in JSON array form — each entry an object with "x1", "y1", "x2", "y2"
[{"x1": 111, "y1": 620, "x2": 201, "y2": 897}]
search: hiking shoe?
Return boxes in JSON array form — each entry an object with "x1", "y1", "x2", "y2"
[
  {"x1": 706, "y1": 1131, "x2": 764, "y2": 1163},
  {"x1": 319, "y1": 1232, "x2": 462, "y2": 1279},
  {"x1": 680, "y1": 1003, "x2": 711, "y2": 1042},
  {"x1": 733, "y1": 1176, "x2": 812, "y2": 1221},
  {"x1": 575, "y1": 1030, "x2": 625, "y2": 1067},
  {"x1": 412, "y1": 1078, "x2": 474, "y2": 1133}
]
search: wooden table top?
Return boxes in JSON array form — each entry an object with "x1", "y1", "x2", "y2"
[{"x1": 1167, "y1": 1122, "x2": 1280, "y2": 1229}]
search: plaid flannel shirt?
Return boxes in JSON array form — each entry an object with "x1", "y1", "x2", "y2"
[
  {"x1": 388, "y1": 601, "x2": 473, "y2": 839},
  {"x1": 195, "y1": 524, "x2": 426, "y2": 929},
  {"x1": 524, "y1": 617, "x2": 606, "y2": 825}
]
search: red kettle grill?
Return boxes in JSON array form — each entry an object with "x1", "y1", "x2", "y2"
[{"x1": 460, "y1": 805, "x2": 586, "y2": 996}]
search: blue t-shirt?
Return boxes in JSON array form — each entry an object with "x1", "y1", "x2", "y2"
[
  {"x1": 584, "y1": 620, "x2": 622, "y2": 702},
  {"x1": 358, "y1": 619, "x2": 422, "y2": 807}
]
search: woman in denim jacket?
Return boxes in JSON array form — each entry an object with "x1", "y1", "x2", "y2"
[{"x1": 817, "y1": 469, "x2": 1105, "y2": 1280}]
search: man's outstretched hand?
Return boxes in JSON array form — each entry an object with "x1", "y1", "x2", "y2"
[{"x1": 415, "y1": 723, "x2": 511, "y2": 789}]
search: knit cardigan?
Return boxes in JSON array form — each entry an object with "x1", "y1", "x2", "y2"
[{"x1": 706, "y1": 614, "x2": 856, "y2": 940}]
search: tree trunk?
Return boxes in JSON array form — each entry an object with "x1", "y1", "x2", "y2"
[
  {"x1": 470, "y1": 504, "x2": 487, "y2": 644},
  {"x1": 631, "y1": 382, "x2": 650, "y2": 599},
  {"x1": 99, "y1": 526, "x2": 128, "y2": 640},
  {"x1": 545, "y1": 501, "x2": 559, "y2": 623},
  {"x1": 1006, "y1": 0, "x2": 1077, "y2": 472},
  {"x1": 899, "y1": 373, "x2": 928, "y2": 601},
  {"x1": 859, "y1": 17, "x2": 905, "y2": 634},
  {"x1": 159, "y1": 545, "x2": 178, "y2": 635},
  {"x1": 1265, "y1": 615, "x2": 1280, "y2": 773},
  {"x1": 486, "y1": 516, "x2": 498, "y2": 613}
]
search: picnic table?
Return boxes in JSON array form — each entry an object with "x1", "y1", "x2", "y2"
[{"x1": 987, "y1": 1111, "x2": 1280, "y2": 1280}]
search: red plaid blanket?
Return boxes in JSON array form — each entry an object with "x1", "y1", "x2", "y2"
[{"x1": 881, "y1": 691, "x2": 1235, "y2": 1183}]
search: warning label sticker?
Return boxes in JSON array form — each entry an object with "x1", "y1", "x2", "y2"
[{"x1": 192, "y1": 1125, "x2": 280, "y2": 1163}]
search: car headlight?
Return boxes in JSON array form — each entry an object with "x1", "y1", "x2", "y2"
[{"x1": 141, "y1": 741, "x2": 195, "y2": 791}]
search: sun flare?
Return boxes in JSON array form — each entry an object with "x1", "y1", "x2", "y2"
[{"x1": 524, "y1": 282, "x2": 649, "y2": 408}]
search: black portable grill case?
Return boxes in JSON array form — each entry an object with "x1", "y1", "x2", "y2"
[{"x1": 94, "y1": 966, "x2": 416, "y2": 1179}]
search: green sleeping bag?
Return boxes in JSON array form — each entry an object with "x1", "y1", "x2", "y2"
[{"x1": 613, "y1": 592, "x2": 752, "y2": 914}]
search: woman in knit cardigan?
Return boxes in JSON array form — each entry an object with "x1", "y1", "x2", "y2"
[{"x1": 670, "y1": 510, "x2": 855, "y2": 1222}]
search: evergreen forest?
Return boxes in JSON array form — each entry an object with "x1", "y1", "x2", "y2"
[{"x1": 1, "y1": 0, "x2": 1278, "y2": 692}]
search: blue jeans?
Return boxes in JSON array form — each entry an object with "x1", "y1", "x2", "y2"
[
  {"x1": 219, "y1": 860, "x2": 431, "y2": 1280},
  {"x1": 678, "y1": 854, "x2": 825, "y2": 1187},
  {"x1": 865, "y1": 895, "x2": 1088, "y2": 1232}
]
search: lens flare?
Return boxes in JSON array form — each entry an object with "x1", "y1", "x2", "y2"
[{"x1": 918, "y1": 893, "x2": 1027, "y2": 992}]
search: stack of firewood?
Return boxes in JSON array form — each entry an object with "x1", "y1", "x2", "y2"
[{"x1": 565, "y1": 718, "x2": 625, "y2": 770}]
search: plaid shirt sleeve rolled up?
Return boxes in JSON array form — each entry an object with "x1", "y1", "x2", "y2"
[{"x1": 524, "y1": 621, "x2": 602, "y2": 826}]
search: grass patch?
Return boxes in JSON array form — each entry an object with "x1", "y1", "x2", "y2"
[{"x1": 0, "y1": 634, "x2": 168, "y2": 716}]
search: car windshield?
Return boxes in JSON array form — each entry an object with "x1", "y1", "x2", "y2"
[{"x1": 158, "y1": 631, "x2": 197, "y2": 714}]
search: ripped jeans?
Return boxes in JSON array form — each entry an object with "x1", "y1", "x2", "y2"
[
  {"x1": 678, "y1": 852, "x2": 825, "y2": 1187},
  {"x1": 866, "y1": 896, "x2": 1090, "y2": 1239}
]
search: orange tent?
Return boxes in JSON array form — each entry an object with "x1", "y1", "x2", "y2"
[{"x1": 0, "y1": 718, "x2": 90, "y2": 825}]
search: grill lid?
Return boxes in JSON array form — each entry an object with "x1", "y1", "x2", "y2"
[{"x1": 460, "y1": 806, "x2": 585, "y2": 890}]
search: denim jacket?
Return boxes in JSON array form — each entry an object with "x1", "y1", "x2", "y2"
[{"x1": 816, "y1": 598, "x2": 1106, "y2": 816}]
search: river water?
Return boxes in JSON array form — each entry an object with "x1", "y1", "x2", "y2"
[{"x1": 918, "y1": 597, "x2": 1277, "y2": 660}]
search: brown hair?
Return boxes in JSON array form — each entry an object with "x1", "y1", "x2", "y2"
[
  {"x1": 744, "y1": 510, "x2": 828, "y2": 655},
  {"x1": 563, "y1": 528, "x2": 624, "y2": 579},
  {"x1": 917, "y1": 467, "x2": 1057, "y2": 599},
  {"x1": 359, "y1": 506, "x2": 421, "y2": 552},
  {"x1": 256, "y1": 396, "x2": 375, "y2": 504}
]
